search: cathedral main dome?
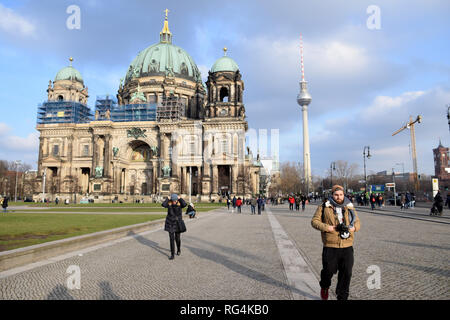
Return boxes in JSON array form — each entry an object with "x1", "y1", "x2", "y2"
[
  {"x1": 124, "y1": 42, "x2": 202, "y2": 84},
  {"x1": 124, "y1": 12, "x2": 201, "y2": 84}
]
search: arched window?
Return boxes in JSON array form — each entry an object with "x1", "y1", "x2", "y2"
[
  {"x1": 57, "y1": 95, "x2": 64, "y2": 101},
  {"x1": 220, "y1": 87, "x2": 229, "y2": 102}
]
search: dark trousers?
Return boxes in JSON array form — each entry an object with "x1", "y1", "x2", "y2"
[
  {"x1": 289, "y1": 203, "x2": 293, "y2": 210},
  {"x1": 320, "y1": 246, "x2": 354, "y2": 300},
  {"x1": 169, "y1": 232, "x2": 181, "y2": 255},
  {"x1": 257, "y1": 206, "x2": 261, "y2": 214},
  {"x1": 251, "y1": 205, "x2": 256, "y2": 214}
]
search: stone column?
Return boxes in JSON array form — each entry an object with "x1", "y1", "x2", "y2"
[
  {"x1": 92, "y1": 135, "x2": 99, "y2": 177},
  {"x1": 104, "y1": 135, "x2": 111, "y2": 178},
  {"x1": 212, "y1": 165, "x2": 218, "y2": 194}
]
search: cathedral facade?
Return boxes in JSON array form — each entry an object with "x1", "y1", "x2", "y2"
[{"x1": 34, "y1": 14, "x2": 261, "y2": 203}]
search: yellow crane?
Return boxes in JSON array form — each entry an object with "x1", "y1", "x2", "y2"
[{"x1": 392, "y1": 115, "x2": 422, "y2": 191}]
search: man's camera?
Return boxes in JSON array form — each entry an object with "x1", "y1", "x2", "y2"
[{"x1": 336, "y1": 223, "x2": 350, "y2": 239}]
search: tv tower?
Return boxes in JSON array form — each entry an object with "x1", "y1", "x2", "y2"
[{"x1": 297, "y1": 34, "x2": 313, "y2": 194}]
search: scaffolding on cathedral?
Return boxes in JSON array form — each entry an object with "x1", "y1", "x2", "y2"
[
  {"x1": 156, "y1": 96, "x2": 185, "y2": 121},
  {"x1": 37, "y1": 101, "x2": 93, "y2": 124}
]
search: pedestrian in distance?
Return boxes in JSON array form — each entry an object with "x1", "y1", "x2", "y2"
[
  {"x1": 1, "y1": 196, "x2": 8, "y2": 213},
  {"x1": 311, "y1": 185, "x2": 361, "y2": 300},
  {"x1": 370, "y1": 193, "x2": 376, "y2": 210},
  {"x1": 294, "y1": 196, "x2": 300, "y2": 211},
  {"x1": 186, "y1": 202, "x2": 196, "y2": 219},
  {"x1": 236, "y1": 197, "x2": 242, "y2": 213},
  {"x1": 288, "y1": 195, "x2": 295, "y2": 211},
  {"x1": 257, "y1": 196, "x2": 263, "y2": 215},
  {"x1": 405, "y1": 192, "x2": 411, "y2": 209},
  {"x1": 431, "y1": 191, "x2": 444, "y2": 216},
  {"x1": 232, "y1": 196, "x2": 237, "y2": 213},
  {"x1": 400, "y1": 193, "x2": 406, "y2": 210},
  {"x1": 250, "y1": 197, "x2": 257, "y2": 214},
  {"x1": 226, "y1": 198, "x2": 231, "y2": 211},
  {"x1": 162, "y1": 194, "x2": 187, "y2": 260},
  {"x1": 301, "y1": 195, "x2": 307, "y2": 211},
  {"x1": 446, "y1": 193, "x2": 450, "y2": 210}
]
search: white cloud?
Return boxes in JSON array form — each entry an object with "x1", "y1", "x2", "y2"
[
  {"x1": 0, "y1": 123, "x2": 39, "y2": 153},
  {"x1": 0, "y1": 4, "x2": 36, "y2": 38},
  {"x1": 0, "y1": 122, "x2": 11, "y2": 136},
  {"x1": 363, "y1": 91, "x2": 426, "y2": 120}
]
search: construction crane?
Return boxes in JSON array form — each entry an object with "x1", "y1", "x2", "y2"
[{"x1": 392, "y1": 115, "x2": 422, "y2": 191}]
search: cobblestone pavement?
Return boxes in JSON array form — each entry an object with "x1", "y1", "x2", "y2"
[
  {"x1": 0, "y1": 207, "x2": 293, "y2": 300},
  {"x1": 1, "y1": 203, "x2": 448, "y2": 300},
  {"x1": 271, "y1": 203, "x2": 450, "y2": 300}
]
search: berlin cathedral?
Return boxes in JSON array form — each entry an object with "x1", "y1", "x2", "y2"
[{"x1": 34, "y1": 11, "x2": 261, "y2": 203}]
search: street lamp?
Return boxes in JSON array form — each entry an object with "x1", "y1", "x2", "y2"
[
  {"x1": 14, "y1": 160, "x2": 22, "y2": 202},
  {"x1": 42, "y1": 168, "x2": 47, "y2": 203},
  {"x1": 392, "y1": 168, "x2": 397, "y2": 207},
  {"x1": 363, "y1": 146, "x2": 371, "y2": 194}
]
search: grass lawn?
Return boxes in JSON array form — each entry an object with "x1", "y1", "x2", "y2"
[
  {"x1": 0, "y1": 213, "x2": 166, "y2": 252},
  {"x1": 10, "y1": 201, "x2": 227, "y2": 208}
]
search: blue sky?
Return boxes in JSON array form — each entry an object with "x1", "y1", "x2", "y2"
[{"x1": 0, "y1": 0, "x2": 449, "y2": 177}]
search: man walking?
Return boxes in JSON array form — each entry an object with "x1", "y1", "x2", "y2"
[
  {"x1": 250, "y1": 197, "x2": 257, "y2": 214},
  {"x1": 257, "y1": 196, "x2": 263, "y2": 215},
  {"x1": 311, "y1": 185, "x2": 361, "y2": 300}
]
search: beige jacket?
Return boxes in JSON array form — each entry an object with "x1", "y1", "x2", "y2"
[{"x1": 311, "y1": 200, "x2": 361, "y2": 248}]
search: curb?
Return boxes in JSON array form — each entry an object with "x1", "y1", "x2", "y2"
[
  {"x1": 0, "y1": 219, "x2": 167, "y2": 272},
  {"x1": 0, "y1": 208, "x2": 223, "y2": 272}
]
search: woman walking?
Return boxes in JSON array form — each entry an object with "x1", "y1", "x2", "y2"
[{"x1": 162, "y1": 194, "x2": 187, "y2": 260}]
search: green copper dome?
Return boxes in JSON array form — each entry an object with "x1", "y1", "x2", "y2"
[
  {"x1": 124, "y1": 42, "x2": 202, "y2": 83},
  {"x1": 211, "y1": 56, "x2": 239, "y2": 73},
  {"x1": 55, "y1": 65, "x2": 83, "y2": 84}
]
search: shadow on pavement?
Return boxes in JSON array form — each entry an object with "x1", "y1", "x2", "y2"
[
  {"x1": 184, "y1": 235, "x2": 269, "y2": 264},
  {"x1": 99, "y1": 281, "x2": 123, "y2": 300},
  {"x1": 47, "y1": 284, "x2": 74, "y2": 300},
  {"x1": 381, "y1": 240, "x2": 450, "y2": 251},
  {"x1": 185, "y1": 245, "x2": 318, "y2": 299},
  {"x1": 127, "y1": 231, "x2": 170, "y2": 258},
  {"x1": 379, "y1": 260, "x2": 450, "y2": 278}
]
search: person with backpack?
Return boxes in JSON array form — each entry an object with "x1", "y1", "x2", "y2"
[{"x1": 311, "y1": 185, "x2": 361, "y2": 300}]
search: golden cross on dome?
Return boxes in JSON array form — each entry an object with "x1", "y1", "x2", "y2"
[
  {"x1": 164, "y1": 8, "x2": 169, "y2": 20},
  {"x1": 223, "y1": 47, "x2": 227, "y2": 56},
  {"x1": 69, "y1": 57, "x2": 73, "y2": 66}
]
